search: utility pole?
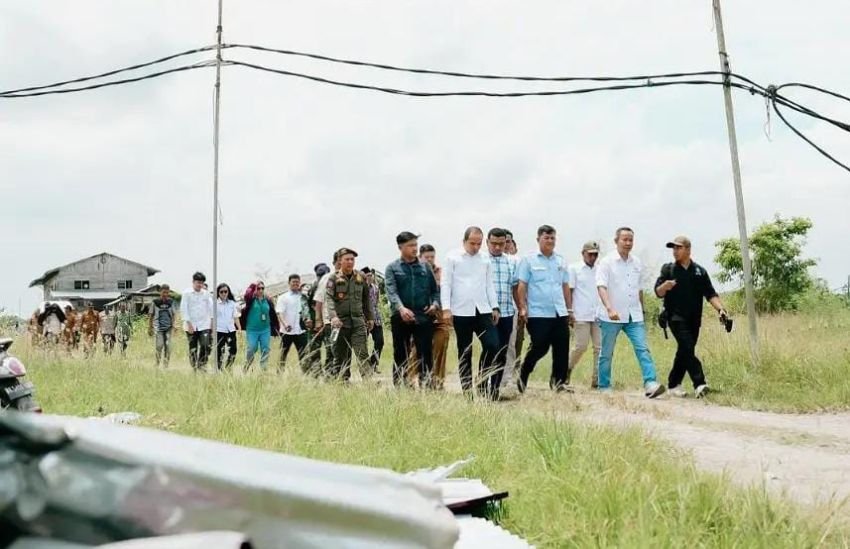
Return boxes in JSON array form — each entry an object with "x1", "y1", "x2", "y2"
[
  {"x1": 712, "y1": 0, "x2": 759, "y2": 364},
  {"x1": 211, "y1": 0, "x2": 224, "y2": 361}
]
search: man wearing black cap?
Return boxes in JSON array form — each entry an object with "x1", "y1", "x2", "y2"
[
  {"x1": 325, "y1": 248, "x2": 374, "y2": 381},
  {"x1": 655, "y1": 236, "x2": 728, "y2": 398},
  {"x1": 312, "y1": 254, "x2": 341, "y2": 376}
]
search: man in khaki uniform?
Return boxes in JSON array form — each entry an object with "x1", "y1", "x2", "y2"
[
  {"x1": 79, "y1": 303, "x2": 100, "y2": 357},
  {"x1": 325, "y1": 248, "x2": 375, "y2": 382}
]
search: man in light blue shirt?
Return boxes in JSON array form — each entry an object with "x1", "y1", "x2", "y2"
[{"x1": 516, "y1": 225, "x2": 574, "y2": 393}]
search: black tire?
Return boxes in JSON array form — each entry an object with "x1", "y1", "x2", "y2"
[{"x1": 12, "y1": 395, "x2": 39, "y2": 412}]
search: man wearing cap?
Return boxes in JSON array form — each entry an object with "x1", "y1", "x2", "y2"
[
  {"x1": 596, "y1": 227, "x2": 665, "y2": 398},
  {"x1": 385, "y1": 232, "x2": 441, "y2": 388},
  {"x1": 304, "y1": 263, "x2": 330, "y2": 374},
  {"x1": 324, "y1": 248, "x2": 375, "y2": 382},
  {"x1": 655, "y1": 236, "x2": 728, "y2": 398},
  {"x1": 567, "y1": 241, "x2": 603, "y2": 389},
  {"x1": 313, "y1": 254, "x2": 341, "y2": 376}
]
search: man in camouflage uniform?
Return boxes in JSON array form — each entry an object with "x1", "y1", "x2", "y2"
[{"x1": 324, "y1": 248, "x2": 374, "y2": 382}]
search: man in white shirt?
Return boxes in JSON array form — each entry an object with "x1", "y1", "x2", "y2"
[
  {"x1": 277, "y1": 274, "x2": 309, "y2": 371},
  {"x1": 442, "y1": 226, "x2": 500, "y2": 397},
  {"x1": 180, "y1": 271, "x2": 214, "y2": 371},
  {"x1": 596, "y1": 227, "x2": 665, "y2": 398},
  {"x1": 568, "y1": 241, "x2": 602, "y2": 388}
]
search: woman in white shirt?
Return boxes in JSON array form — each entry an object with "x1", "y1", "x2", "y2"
[{"x1": 215, "y1": 283, "x2": 241, "y2": 370}]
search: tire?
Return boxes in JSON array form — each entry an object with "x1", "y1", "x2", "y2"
[{"x1": 11, "y1": 395, "x2": 40, "y2": 412}]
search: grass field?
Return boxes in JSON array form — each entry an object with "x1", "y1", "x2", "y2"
[{"x1": 13, "y1": 307, "x2": 850, "y2": 547}]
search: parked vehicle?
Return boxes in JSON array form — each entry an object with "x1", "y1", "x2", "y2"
[{"x1": 0, "y1": 338, "x2": 41, "y2": 412}]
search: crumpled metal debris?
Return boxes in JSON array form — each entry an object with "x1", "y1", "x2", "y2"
[{"x1": 0, "y1": 412, "x2": 458, "y2": 549}]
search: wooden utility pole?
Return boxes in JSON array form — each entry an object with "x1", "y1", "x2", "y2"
[{"x1": 712, "y1": 0, "x2": 759, "y2": 364}]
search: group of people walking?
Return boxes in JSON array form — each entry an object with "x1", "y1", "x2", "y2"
[
  {"x1": 30, "y1": 224, "x2": 729, "y2": 402},
  {"x1": 29, "y1": 302, "x2": 133, "y2": 357},
  {"x1": 174, "y1": 224, "x2": 728, "y2": 402}
]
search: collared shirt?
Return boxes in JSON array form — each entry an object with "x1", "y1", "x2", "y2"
[
  {"x1": 488, "y1": 252, "x2": 518, "y2": 317},
  {"x1": 596, "y1": 252, "x2": 645, "y2": 323},
  {"x1": 654, "y1": 261, "x2": 718, "y2": 324},
  {"x1": 180, "y1": 288, "x2": 214, "y2": 331},
  {"x1": 99, "y1": 312, "x2": 117, "y2": 335},
  {"x1": 216, "y1": 299, "x2": 239, "y2": 333},
  {"x1": 441, "y1": 248, "x2": 499, "y2": 317},
  {"x1": 313, "y1": 271, "x2": 334, "y2": 325},
  {"x1": 517, "y1": 251, "x2": 569, "y2": 318},
  {"x1": 568, "y1": 261, "x2": 601, "y2": 322},
  {"x1": 384, "y1": 258, "x2": 440, "y2": 323},
  {"x1": 275, "y1": 290, "x2": 305, "y2": 335}
]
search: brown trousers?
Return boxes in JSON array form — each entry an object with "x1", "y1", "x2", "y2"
[{"x1": 408, "y1": 317, "x2": 451, "y2": 388}]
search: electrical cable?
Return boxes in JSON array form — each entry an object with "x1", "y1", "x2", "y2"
[
  {"x1": 770, "y1": 93, "x2": 850, "y2": 174},
  {"x1": 0, "y1": 46, "x2": 216, "y2": 96},
  {"x1": 0, "y1": 61, "x2": 215, "y2": 98},
  {"x1": 224, "y1": 59, "x2": 758, "y2": 98}
]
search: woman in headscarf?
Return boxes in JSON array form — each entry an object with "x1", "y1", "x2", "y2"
[
  {"x1": 240, "y1": 281, "x2": 279, "y2": 371},
  {"x1": 215, "y1": 283, "x2": 241, "y2": 370}
]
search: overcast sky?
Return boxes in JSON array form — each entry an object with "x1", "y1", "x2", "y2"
[{"x1": 2, "y1": 1, "x2": 849, "y2": 315}]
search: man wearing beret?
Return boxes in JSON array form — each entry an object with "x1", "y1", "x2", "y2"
[{"x1": 325, "y1": 248, "x2": 375, "y2": 382}]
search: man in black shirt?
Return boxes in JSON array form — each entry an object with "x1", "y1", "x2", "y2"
[{"x1": 655, "y1": 236, "x2": 728, "y2": 398}]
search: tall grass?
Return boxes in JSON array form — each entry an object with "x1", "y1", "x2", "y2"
[{"x1": 17, "y1": 343, "x2": 850, "y2": 548}]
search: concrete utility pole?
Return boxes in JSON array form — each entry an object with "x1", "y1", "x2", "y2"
[
  {"x1": 712, "y1": 0, "x2": 759, "y2": 364},
  {"x1": 211, "y1": 0, "x2": 224, "y2": 358}
]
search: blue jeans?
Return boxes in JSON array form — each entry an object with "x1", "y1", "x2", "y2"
[
  {"x1": 597, "y1": 321, "x2": 657, "y2": 389},
  {"x1": 245, "y1": 330, "x2": 271, "y2": 370}
]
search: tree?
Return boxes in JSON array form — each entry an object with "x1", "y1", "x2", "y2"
[{"x1": 714, "y1": 215, "x2": 817, "y2": 313}]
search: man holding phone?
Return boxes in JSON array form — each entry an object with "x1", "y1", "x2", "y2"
[
  {"x1": 384, "y1": 231, "x2": 441, "y2": 388},
  {"x1": 655, "y1": 236, "x2": 728, "y2": 398}
]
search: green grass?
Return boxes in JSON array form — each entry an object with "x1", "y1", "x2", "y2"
[
  {"x1": 18, "y1": 341, "x2": 850, "y2": 548},
  {"x1": 557, "y1": 307, "x2": 850, "y2": 413}
]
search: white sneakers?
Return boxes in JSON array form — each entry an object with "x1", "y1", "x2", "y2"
[
  {"x1": 644, "y1": 382, "x2": 666, "y2": 399},
  {"x1": 695, "y1": 384, "x2": 710, "y2": 399},
  {"x1": 668, "y1": 386, "x2": 688, "y2": 398}
]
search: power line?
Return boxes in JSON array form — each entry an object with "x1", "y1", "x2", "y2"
[
  {"x1": 225, "y1": 60, "x2": 756, "y2": 98},
  {"x1": 0, "y1": 62, "x2": 215, "y2": 98},
  {"x1": 0, "y1": 46, "x2": 215, "y2": 96},
  {"x1": 223, "y1": 43, "x2": 768, "y2": 88}
]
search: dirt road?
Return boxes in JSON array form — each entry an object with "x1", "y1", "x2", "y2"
[{"x1": 507, "y1": 386, "x2": 850, "y2": 510}]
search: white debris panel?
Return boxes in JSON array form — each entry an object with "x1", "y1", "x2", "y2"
[{"x1": 0, "y1": 412, "x2": 458, "y2": 549}]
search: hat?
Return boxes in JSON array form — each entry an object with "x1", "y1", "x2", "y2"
[
  {"x1": 582, "y1": 240, "x2": 600, "y2": 253},
  {"x1": 666, "y1": 236, "x2": 692, "y2": 249},
  {"x1": 362, "y1": 266, "x2": 372, "y2": 274},
  {"x1": 337, "y1": 247, "x2": 358, "y2": 258}
]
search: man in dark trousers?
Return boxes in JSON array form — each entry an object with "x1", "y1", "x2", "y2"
[
  {"x1": 324, "y1": 248, "x2": 374, "y2": 382},
  {"x1": 655, "y1": 235, "x2": 729, "y2": 398},
  {"x1": 384, "y1": 231, "x2": 440, "y2": 388}
]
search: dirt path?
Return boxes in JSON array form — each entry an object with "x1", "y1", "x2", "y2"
[{"x1": 505, "y1": 386, "x2": 850, "y2": 510}]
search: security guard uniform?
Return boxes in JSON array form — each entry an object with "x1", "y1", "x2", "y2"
[{"x1": 325, "y1": 248, "x2": 374, "y2": 381}]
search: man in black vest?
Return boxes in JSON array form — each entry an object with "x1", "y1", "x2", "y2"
[{"x1": 655, "y1": 236, "x2": 729, "y2": 398}]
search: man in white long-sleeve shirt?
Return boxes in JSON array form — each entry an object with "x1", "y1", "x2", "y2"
[
  {"x1": 441, "y1": 226, "x2": 500, "y2": 397},
  {"x1": 180, "y1": 271, "x2": 214, "y2": 371}
]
